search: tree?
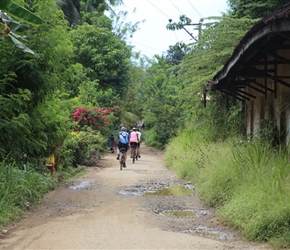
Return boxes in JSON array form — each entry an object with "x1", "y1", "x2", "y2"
[
  {"x1": 56, "y1": 0, "x2": 81, "y2": 26},
  {"x1": 0, "y1": 0, "x2": 74, "y2": 163},
  {"x1": 0, "y1": 1, "x2": 44, "y2": 55},
  {"x1": 228, "y1": 0, "x2": 289, "y2": 19},
  {"x1": 57, "y1": 0, "x2": 123, "y2": 26},
  {"x1": 70, "y1": 18, "x2": 131, "y2": 94},
  {"x1": 166, "y1": 42, "x2": 192, "y2": 65},
  {"x1": 0, "y1": 0, "x2": 43, "y2": 25},
  {"x1": 81, "y1": 0, "x2": 123, "y2": 13},
  {"x1": 135, "y1": 56, "x2": 181, "y2": 146}
]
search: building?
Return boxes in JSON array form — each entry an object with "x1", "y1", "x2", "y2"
[{"x1": 205, "y1": 2, "x2": 290, "y2": 145}]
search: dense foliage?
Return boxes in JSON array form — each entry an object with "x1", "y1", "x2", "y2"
[
  {"x1": 228, "y1": 0, "x2": 289, "y2": 18},
  {"x1": 0, "y1": 0, "x2": 130, "y2": 228},
  {"x1": 1, "y1": 0, "x2": 290, "y2": 246}
]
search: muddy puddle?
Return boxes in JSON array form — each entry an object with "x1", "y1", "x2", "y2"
[
  {"x1": 144, "y1": 184, "x2": 195, "y2": 197},
  {"x1": 68, "y1": 180, "x2": 94, "y2": 190},
  {"x1": 119, "y1": 183, "x2": 195, "y2": 197},
  {"x1": 119, "y1": 182, "x2": 238, "y2": 241},
  {"x1": 157, "y1": 206, "x2": 209, "y2": 218},
  {"x1": 182, "y1": 226, "x2": 237, "y2": 240},
  {"x1": 118, "y1": 185, "x2": 148, "y2": 196},
  {"x1": 163, "y1": 210, "x2": 196, "y2": 217}
]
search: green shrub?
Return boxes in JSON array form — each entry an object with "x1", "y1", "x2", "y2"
[
  {"x1": 61, "y1": 126, "x2": 106, "y2": 168},
  {"x1": 142, "y1": 128, "x2": 162, "y2": 148},
  {"x1": 0, "y1": 161, "x2": 55, "y2": 229}
]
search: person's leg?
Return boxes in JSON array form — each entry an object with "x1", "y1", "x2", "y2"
[
  {"x1": 116, "y1": 144, "x2": 120, "y2": 160},
  {"x1": 124, "y1": 152, "x2": 127, "y2": 166},
  {"x1": 49, "y1": 164, "x2": 55, "y2": 178},
  {"x1": 130, "y1": 143, "x2": 133, "y2": 157},
  {"x1": 123, "y1": 145, "x2": 129, "y2": 167}
]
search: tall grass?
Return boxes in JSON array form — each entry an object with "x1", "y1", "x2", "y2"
[
  {"x1": 165, "y1": 128, "x2": 236, "y2": 206},
  {"x1": 165, "y1": 128, "x2": 290, "y2": 247},
  {"x1": 0, "y1": 161, "x2": 55, "y2": 228},
  {"x1": 143, "y1": 129, "x2": 163, "y2": 148}
]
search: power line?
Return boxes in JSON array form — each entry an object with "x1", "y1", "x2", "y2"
[
  {"x1": 130, "y1": 40, "x2": 162, "y2": 52},
  {"x1": 170, "y1": 0, "x2": 183, "y2": 15},
  {"x1": 154, "y1": 0, "x2": 182, "y2": 44},
  {"x1": 148, "y1": 0, "x2": 171, "y2": 19},
  {"x1": 131, "y1": 46, "x2": 166, "y2": 57},
  {"x1": 188, "y1": 0, "x2": 203, "y2": 18},
  {"x1": 133, "y1": 49, "x2": 158, "y2": 57},
  {"x1": 155, "y1": 1, "x2": 176, "y2": 20}
]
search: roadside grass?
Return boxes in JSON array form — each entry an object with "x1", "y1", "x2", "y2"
[
  {"x1": 55, "y1": 164, "x2": 88, "y2": 182},
  {"x1": 0, "y1": 161, "x2": 87, "y2": 230},
  {"x1": 164, "y1": 129, "x2": 237, "y2": 206},
  {"x1": 0, "y1": 161, "x2": 55, "y2": 229},
  {"x1": 165, "y1": 129, "x2": 290, "y2": 247}
]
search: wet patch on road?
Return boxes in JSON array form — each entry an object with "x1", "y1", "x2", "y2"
[
  {"x1": 69, "y1": 180, "x2": 93, "y2": 190},
  {"x1": 182, "y1": 226, "x2": 238, "y2": 240},
  {"x1": 118, "y1": 182, "x2": 195, "y2": 197},
  {"x1": 151, "y1": 205, "x2": 210, "y2": 218},
  {"x1": 47, "y1": 201, "x2": 99, "y2": 211},
  {"x1": 118, "y1": 185, "x2": 148, "y2": 196},
  {"x1": 64, "y1": 180, "x2": 99, "y2": 190},
  {"x1": 119, "y1": 181, "x2": 240, "y2": 241},
  {"x1": 163, "y1": 210, "x2": 196, "y2": 217},
  {"x1": 144, "y1": 183, "x2": 195, "y2": 197}
]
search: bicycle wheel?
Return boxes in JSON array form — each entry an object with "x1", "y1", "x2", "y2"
[
  {"x1": 119, "y1": 154, "x2": 123, "y2": 170},
  {"x1": 132, "y1": 148, "x2": 136, "y2": 164}
]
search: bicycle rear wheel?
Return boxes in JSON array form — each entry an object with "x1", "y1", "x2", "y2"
[
  {"x1": 120, "y1": 154, "x2": 123, "y2": 170},
  {"x1": 132, "y1": 148, "x2": 136, "y2": 163}
]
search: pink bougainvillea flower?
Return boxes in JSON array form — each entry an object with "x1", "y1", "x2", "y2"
[{"x1": 72, "y1": 106, "x2": 113, "y2": 132}]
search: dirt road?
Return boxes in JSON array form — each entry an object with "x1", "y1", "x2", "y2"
[{"x1": 1, "y1": 145, "x2": 268, "y2": 249}]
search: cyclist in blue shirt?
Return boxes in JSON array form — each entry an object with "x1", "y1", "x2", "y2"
[{"x1": 116, "y1": 126, "x2": 130, "y2": 168}]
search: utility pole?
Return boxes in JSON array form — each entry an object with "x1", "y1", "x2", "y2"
[{"x1": 167, "y1": 15, "x2": 203, "y2": 42}]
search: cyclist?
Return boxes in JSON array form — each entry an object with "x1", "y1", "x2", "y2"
[
  {"x1": 136, "y1": 128, "x2": 142, "y2": 158},
  {"x1": 108, "y1": 134, "x2": 115, "y2": 153},
  {"x1": 129, "y1": 127, "x2": 139, "y2": 158},
  {"x1": 116, "y1": 126, "x2": 130, "y2": 168}
]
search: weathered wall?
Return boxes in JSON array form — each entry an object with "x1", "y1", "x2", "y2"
[{"x1": 245, "y1": 49, "x2": 290, "y2": 145}]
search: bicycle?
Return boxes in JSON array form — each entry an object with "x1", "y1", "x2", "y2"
[
  {"x1": 131, "y1": 144, "x2": 138, "y2": 163},
  {"x1": 119, "y1": 147, "x2": 126, "y2": 170}
]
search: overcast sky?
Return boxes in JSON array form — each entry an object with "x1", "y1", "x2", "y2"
[{"x1": 113, "y1": 0, "x2": 229, "y2": 57}]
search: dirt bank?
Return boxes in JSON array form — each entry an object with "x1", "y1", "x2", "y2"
[{"x1": 0, "y1": 145, "x2": 268, "y2": 249}]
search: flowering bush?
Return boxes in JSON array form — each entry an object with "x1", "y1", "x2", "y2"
[
  {"x1": 59, "y1": 106, "x2": 120, "y2": 168},
  {"x1": 73, "y1": 107, "x2": 114, "y2": 132},
  {"x1": 61, "y1": 128, "x2": 107, "y2": 168}
]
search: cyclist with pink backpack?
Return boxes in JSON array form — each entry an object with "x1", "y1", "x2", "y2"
[{"x1": 129, "y1": 127, "x2": 139, "y2": 159}]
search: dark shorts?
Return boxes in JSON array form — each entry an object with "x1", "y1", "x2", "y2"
[
  {"x1": 130, "y1": 142, "x2": 138, "y2": 148},
  {"x1": 118, "y1": 143, "x2": 128, "y2": 152}
]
